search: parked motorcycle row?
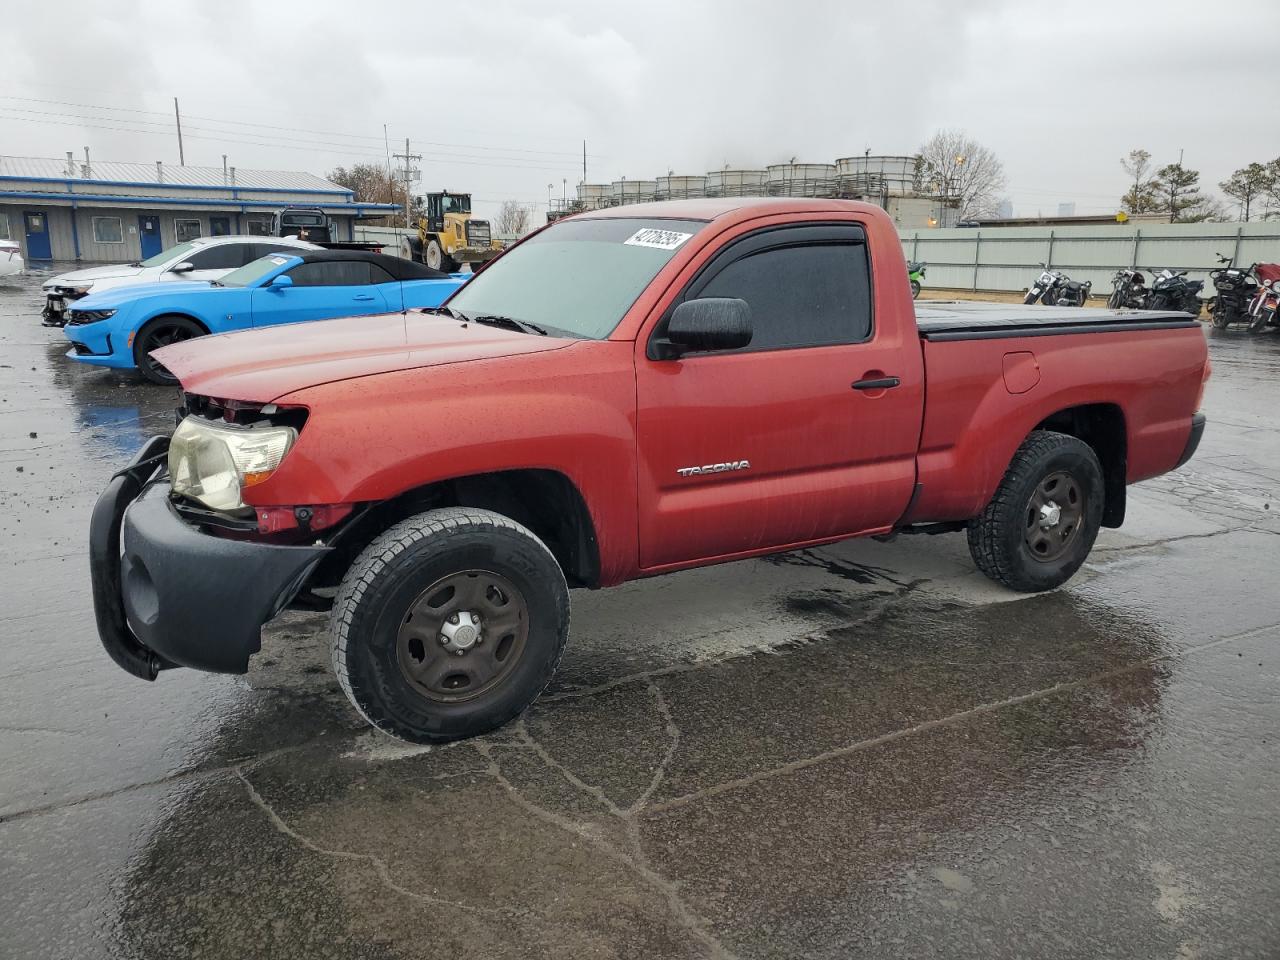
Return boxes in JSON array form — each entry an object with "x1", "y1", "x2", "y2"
[{"x1": 1019, "y1": 255, "x2": 1280, "y2": 332}]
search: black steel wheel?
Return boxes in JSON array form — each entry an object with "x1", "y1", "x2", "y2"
[
  {"x1": 331, "y1": 507, "x2": 570, "y2": 743},
  {"x1": 132, "y1": 315, "x2": 205, "y2": 385},
  {"x1": 396, "y1": 569, "x2": 529, "y2": 702},
  {"x1": 968, "y1": 431, "x2": 1105, "y2": 592}
]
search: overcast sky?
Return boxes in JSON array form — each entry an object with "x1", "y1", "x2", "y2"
[{"x1": 5, "y1": 0, "x2": 1279, "y2": 222}]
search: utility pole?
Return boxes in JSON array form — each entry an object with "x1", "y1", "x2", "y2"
[
  {"x1": 174, "y1": 97, "x2": 185, "y2": 166},
  {"x1": 392, "y1": 138, "x2": 422, "y2": 231}
]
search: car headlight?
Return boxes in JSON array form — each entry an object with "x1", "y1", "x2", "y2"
[
  {"x1": 68, "y1": 309, "x2": 116, "y2": 325},
  {"x1": 70, "y1": 283, "x2": 94, "y2": 295},
  {"x1": 168, "y1": 417, "x2": 297, "y2": 512}
]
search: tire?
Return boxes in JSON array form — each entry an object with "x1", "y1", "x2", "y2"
[
  {"x1": 425, "y1": 238, "x2": 461, "y2": 272},
  {"x1": 401, "y1": 236, "x2": 423, "y2": 263},
  {"x1": 966, "y1": 431, "x2": 1105, "y2": 593},
  {"x1": 1249, "y1": 311, "x2": 1270, "y2": 333},
  {"x1": 1211, "y1": 307, "x2": 1231, "y2": 329},
  {"x1": 133, "y1": 315, "x2": 205, "y2": 385},
  {"x1": 1023, "y1": 290, "x2": 1041, "y2": 305},
  {"x1": 1107, "y1": 289, "x2": 1122, "y2": 310},
  {"x1": 910, "y1": 280, "x2": 921, "y2": 300},
  {"x1": 331, "y1": 507, "x2": 570, "y2": 743}
]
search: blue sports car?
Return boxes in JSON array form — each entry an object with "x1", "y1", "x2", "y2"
[{"x1": 62, "y1": 250, "x2": 467, "y2": 383}]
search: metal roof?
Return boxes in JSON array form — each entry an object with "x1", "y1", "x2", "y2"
[{"x1": 0, "y1": 155, "x2": 349, "y2": 193}]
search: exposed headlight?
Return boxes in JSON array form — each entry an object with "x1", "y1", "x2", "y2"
[
  {"x1": 168, "y1": 418, "x2": 297, "y2": 512},
  {"x1": 70, "y1": 283, "x2": 94, "y2": 295}
]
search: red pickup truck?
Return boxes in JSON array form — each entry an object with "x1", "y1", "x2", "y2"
[{"x1": 90, "y1": 198, "x2": 1209, "y2": 743}]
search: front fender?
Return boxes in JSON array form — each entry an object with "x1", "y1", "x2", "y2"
[{"x1": 245, "y1": 341, "x2": 642, "y2": 584}]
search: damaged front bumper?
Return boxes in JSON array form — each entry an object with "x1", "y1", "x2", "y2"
[{"x1": 90, "y1": 437, "x2": 329, "y2": 679}]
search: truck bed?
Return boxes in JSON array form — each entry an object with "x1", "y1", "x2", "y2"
[{"x1": 915, "y1": 301, "x2": 1199, "y2": 341}]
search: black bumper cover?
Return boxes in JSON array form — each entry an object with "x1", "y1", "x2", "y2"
[
  {"x1": 1175, "y1": 413, "x2": 1207, "y2": 469},
  {"x1": 90, "y1": 437, "x2": 329, "y2": 679}
]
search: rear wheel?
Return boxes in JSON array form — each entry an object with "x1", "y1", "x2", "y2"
[
  {"x1": 331, "y1": 507, "x2": 570, "y2": 743},
  {"x1": 400, "y1": 236, "x2": 423, "y2": 263},
  {"x1": 133, "y1": 315, "x2": 204, "y2": 385},
  {"x1": 967, "y1": 431, "x2": 1105, "y2": 593}
]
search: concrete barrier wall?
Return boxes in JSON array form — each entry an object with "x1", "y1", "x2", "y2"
[{"x1": 899, "y1": 222, "x2": 1280, "y2": 294}]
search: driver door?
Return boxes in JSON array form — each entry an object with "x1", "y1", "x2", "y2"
[{"x1": 634, "y1": 224, "x2": 924, "y2": 570}]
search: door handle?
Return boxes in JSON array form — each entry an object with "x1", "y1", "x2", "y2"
[
  {"x1": 353, "y1": 294, "x2": 376, "y2": 301},
  {"x1": 852, "y1": 376, "x2": 901, "y2": 390}
]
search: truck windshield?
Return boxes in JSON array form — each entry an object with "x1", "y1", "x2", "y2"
[{"x1": 444, "y1": 217, "x2": 706, "y2": 339}]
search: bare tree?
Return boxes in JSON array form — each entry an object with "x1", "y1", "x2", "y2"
[
  {"x1": 328, "y1": 163, "x2": 423, "y2": 224},
  {"x1": 493, "y1": 200, "x2": 532, "y2": 237},
  {"x1": 1219, "y1": 162, "x2": 1274, "y2": 222},
  {"x1": 916, "y1": 130, "x2": 1007, "y2": 221},
  {"x1": 1120, "y1": 149, "x2": 1159, "y2": 214}
]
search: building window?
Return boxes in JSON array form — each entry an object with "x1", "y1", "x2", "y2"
[
  {"x1": 0, "y1": 212, "x2": 9, "y2": 240},
  {"x1": 175, "y1": 219, "x2": 202, "y2": 242},
  {"x1": 210, "y1": 216, "x2": 231, "y2": 236},
  {"x1": 92, "y1": 216, "x2": 124, "y2": 244},
  {"x1": 244, "y1": 216, "x2": 272, "y2": 237}
]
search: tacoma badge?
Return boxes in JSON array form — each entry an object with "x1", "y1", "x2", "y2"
[{"x1": 677, "y1": 460, "x2": 751, "y2": 477}]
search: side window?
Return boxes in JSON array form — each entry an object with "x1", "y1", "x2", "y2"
[
  {"x1": 368, "y1": 263, "x2": 396, "y2": 284},
  {"x1": 254, "y1": 243, "x2": 304, "y2": 260},
  {"x1": 286, "y1": 261, "x2": 374, "y2": 286},
  {"x1": 695, "y1": 242, "x2": 872, "y2": 350},
  {"x1": 186, "y1": 244, "x2": 251, "y2": 270}
]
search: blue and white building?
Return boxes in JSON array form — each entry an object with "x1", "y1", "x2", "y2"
[{"x1": 0, "y1": 154, "x2": 398, "y2": 263}]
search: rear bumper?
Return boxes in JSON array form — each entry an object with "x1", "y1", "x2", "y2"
[
  {"x1": 90, "y1": 438, "x2": 329, "y2": 678},
  {"x1": 1175, "y1": 413, "x2": 1207, "y2": 469}
]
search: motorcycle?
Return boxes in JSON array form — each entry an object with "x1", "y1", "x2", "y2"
[
  {"x1": 1147, "y1": 269, "x2": 1205, "y2": 316},
  {"x1": 1029, "y1": 264, "x2": 1091, "y2": 307},
  {"x1": 1025, "y1": 264, "x2": 1066, "y2": 305},
  {"x1": 1246, "y1": 263, "x2": 1280, "y2": 333},
  {"x1": 908, "y1": 261, "x2": 926, "y2": 300},
  {"x1": 1208, "y1": 254, "x2": 1259, "y2": 329},
  {"x1": 1107, "y1": 268, "x2": 1148, "y2": 309}
]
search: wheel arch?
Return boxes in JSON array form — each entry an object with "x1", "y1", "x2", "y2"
[
  {"x1": 134, "y1": 309, "x2": 212, "y2": 339},
  {"x1": 1033, "y1": 402, "x2": 1127, "y2": 527},
  {"x1": 311, "y1": 467, "x2": 602, "y2": 592}
]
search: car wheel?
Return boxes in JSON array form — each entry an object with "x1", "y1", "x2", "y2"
[
  {"x1": 331, "y1": 507, "x2": 570, "y2": 743},
  {"x1": 967, "y1": 431, "x2": 1105, "y2": 593},
  {"x1": 133, "y1": 315, "x2": 205, "y2": 385}
]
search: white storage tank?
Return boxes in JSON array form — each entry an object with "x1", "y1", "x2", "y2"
[
  {"x1": 705, "y1": 169, "x2": 767, "y2": 197},
  {"x1": 576, "y1": 183, "x2": 613, "y2": 209},
  {"x1": 655, "y1": 175, "x2": 708, "y2": 199},
  {"x1": 766, "y1": 163, "x2": 837, "y2": 197},
  {"x1": 611, "y1": 179, "x2": 657, "y2": 203}
]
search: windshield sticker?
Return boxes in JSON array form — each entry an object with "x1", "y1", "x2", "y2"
[
  {"x1": 624, "y1": 228, "x2": 693, "y2": 251},
  {"x1": 269, "y1": 256, "x2": 290, "y2": 265}
]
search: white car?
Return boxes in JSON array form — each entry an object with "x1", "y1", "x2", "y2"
[
  {"x1": 0, "y1": 240, "x2": 23, "y2": 278},
  {"x1": 40, "y1": 235, "x2": 319, "y2": 326}
]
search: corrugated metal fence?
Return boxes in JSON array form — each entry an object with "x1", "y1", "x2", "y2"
[{"x1": 899, "y1": 222, "x2": 1280, "y2": 294}]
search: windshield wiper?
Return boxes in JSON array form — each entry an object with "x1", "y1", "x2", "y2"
[
  {"x1": 208, "y1": 279, "x2": 224, "y2": 287},
  {"x1": 422, "y1": 304, "x2": 462, "y2": 318},
  {"x1": 467, "y1": 313, "x2": 547, "y2": 336}
]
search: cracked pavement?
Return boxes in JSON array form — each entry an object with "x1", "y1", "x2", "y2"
[{"x1": 2, "y1": 268, "x2": 1279, "y2": 959}]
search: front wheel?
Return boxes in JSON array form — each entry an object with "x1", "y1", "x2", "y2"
[
  {"x1": 331, "y1": 508, "x2": 570, "y2": 743},
  {"x1": 967, "y1": 431, "x2": 1105, "y2": 593},
  {"x1": 1023, "y1": 289, "x2": 1041, "y2": 305},
  {"x1": 133, "y1": 315, "x2": 205, "y2": 385},
  {"x1": 910, "y1": 279, "x2": 921, "y2": 300},
  {"x1": 1107, "y1": 289, "x2": 1123, "y2": 310}
]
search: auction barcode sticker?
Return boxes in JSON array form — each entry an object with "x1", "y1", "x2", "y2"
[{"x1": 624, "y1": 228, "x2": 693, "y2": 251}]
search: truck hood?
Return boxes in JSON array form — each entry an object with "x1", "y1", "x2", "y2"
[
  {"x1": 43, "y1": 263, "x2": 145, "y2": 288},
  {"x1": 154, "y1": 310, "x2": 574, "y2": 402}
]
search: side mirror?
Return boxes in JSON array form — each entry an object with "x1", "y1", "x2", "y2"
[
  {"x1": 268, "y1": 273, "x2": 294, "y2": 290},
  {"x1": 654, "y1": 298, "x2": 752, "y2": 359},
  {"x1": 171, "y1": 261, "x2": 195, "y2": 274}
]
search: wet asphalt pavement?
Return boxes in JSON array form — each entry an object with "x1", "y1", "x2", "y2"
[{"x1": 1, "y1": 267, "x2": 1278, "y2": 960}]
